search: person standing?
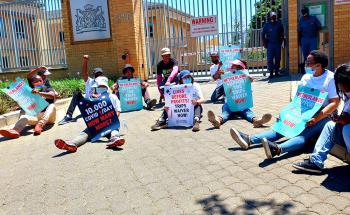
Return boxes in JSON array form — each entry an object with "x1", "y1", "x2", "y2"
[
  {"x1": 209, "y1": 51, "x2": 225, "y2": 102},
  {"x1": 262, "y1": 12, "x2": 284, "y2": 78},
  {"x1": 298, "y1": 7, "x2": 322, "y2": 71}
]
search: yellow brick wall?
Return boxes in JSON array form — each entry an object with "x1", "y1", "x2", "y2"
[
  {"x1": 333, "y1": 3, "x2": 350, "y2": 66},
  {"x1": 288, "y1": 0, "x2": 299, "y2": 74},
  {"x1": 62, "y1": 0, "x2": 148, "y2": 80}
]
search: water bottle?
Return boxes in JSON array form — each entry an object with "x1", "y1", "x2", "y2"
[{"x1": 122, "y1": 120, "x2": 128, "y2": 135}]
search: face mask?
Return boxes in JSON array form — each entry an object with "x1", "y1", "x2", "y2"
[
  {"x1": 96, "y1": 87, "x2": 107, "y2": 94},
  {"x1": 183, "y1": 78, "x2": 192, "y2": 84},
  {"x1": 212, "y1": 59, "x2": 219, "y2": 64},
  {"x1": 305, "y1": 67, "x2": 315, "y2": 75}
]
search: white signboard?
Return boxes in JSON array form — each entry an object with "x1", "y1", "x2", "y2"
[
  {"x1": 164, "y1": 84, "x2": 194, "y2": 127},
  {"x1": 335, "y1": 0, "x2": 350, "y2": 4},
  {"x1": 190, "y1": 15, "x2": 218, "y2": 37},
  {"x1": 69, "y1": 0, "x2": 111, "y2": 42}
]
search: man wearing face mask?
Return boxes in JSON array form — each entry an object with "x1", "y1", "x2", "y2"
[
  {"x1": 298, "y1": 7, "x2": 322, "y2": 73},
  {"x1": 58, "y1": 55, "x2": 104, "y2": 125},
  {"x1": 27, "y1": 66, "x2": 53, "y2": 89},
  {"x1": 209, "y1": 51, "x2": 225, "y2": 102},
  {"x1": 262, "y1": 12, "x2": 284, "y2": 78}
]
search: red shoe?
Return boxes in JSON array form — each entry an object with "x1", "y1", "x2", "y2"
[
  {"x1": 106, "y1": 137, "x2": 125, "y2": 148},
  {"x1": 0, "y1": 129, "x2": 20, "y2": 139},
  {"x1": 54, "y1": 139, "x2": 77, "y2": 153},
  {"x1": 34, "y1": 124, "x2": 43, "y2": 135}
]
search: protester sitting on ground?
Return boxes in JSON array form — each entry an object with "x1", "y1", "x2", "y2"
[
  {"x1": 151, "y1": 70, "x2": 205, "y2": 132},
  {"x1": 58, "y1": 55, "x2": 103, "y2": 125},
  {"x1": 27, "y1": 66, "x2": 53, "y2": 88},
  {"x1": 230, "y1": 51, "x2": 340, "y2": 160},
  {"x1": 207, "y1": 59, "x2": 272, "y2": 129},
  {"x1": 0, "y1": 75, "x2": 57, "y2": 138},
  {"x1": 54, "y1": 76, "x2": 125, "y2": 153},
  {"x1": 292, "y1": 63, "x2": 350, "y2": 174},
  {"x1": 157, "y1": 47, "x2": 179, "y2": 103},
  {"x1": 209, "y1": 51, "x2": 225, "y2": 103},
  {"x1": 113, "y1": 64, "x2": 157, "y2": 110}
]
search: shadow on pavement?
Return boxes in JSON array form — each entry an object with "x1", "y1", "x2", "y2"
[
  {"x1": 321, "y1": 165, "x2": 350, "y2": 192},
  {"x1": 257, "y1": 75, "x2": 292, "y2": 84},
  {"x1": 106, "y1": 147, "x2": 123, "y2": 151},
  {"x1": 0, "y1": 125, "x2": 56, "y2": 142},
  {"x1": 259, "y1": 151, "x2": 301, "y2": 168},
  {"x1": 228, "y1": 144, "x2": 262, "y2": 152},
  {"x1": 52, "y1": 151, "x2": 74, "y2": 158},
  {"x1": 196, "y1": 194, "x2": 294, "y2": 215}
]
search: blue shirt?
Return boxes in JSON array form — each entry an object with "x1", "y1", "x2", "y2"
[
  {"x1": 262, "y1": 21, "x2": 284, "y2": 44},
  {"x1": 298, "y1": 16, "x2": 321, "y2": 38}
]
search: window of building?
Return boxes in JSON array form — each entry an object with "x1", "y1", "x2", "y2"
[
  {"x1": 59, "y1": 31, "x2": 64, "y2": 42},
  {"x1": 2, "y1": 56, "x2": 9, "y2": 69},
  {"x1": 14, "y1": 19, "x2": 27, "y2": 39},
  {"x1": 148, "y1": 22, "x2": 153, "y2": 38},
  {"x1": 0, "y1": 17, "x2": 6, "y2": 38},
  {"x1": 19, "y1": 56, "x2": 28, "y2": 67}
]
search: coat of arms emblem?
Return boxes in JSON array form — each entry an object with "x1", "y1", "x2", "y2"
[{"x1": 75, "y1": 4, "x2": 106, "y2": 34}]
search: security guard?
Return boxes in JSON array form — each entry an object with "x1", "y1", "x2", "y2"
[
  {"x1": 298, "y1": 7, "x2": 322, "y2": 66},
  {"x1": 262, "y1": 12, "x2": 284, "y2": 78}
]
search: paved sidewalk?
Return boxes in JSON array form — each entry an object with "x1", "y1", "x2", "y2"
[{"x1": 0, "y1": 76, "x2": 349, "y2": 215}]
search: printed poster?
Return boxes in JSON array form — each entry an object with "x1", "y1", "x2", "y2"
[
  {"x1": 218, "y1": 45, "x2": 241, "y2": 71},
  {"x1": 1, "y1": 77, "x2": 49, "y2": 116},
  {"x1": 78, "y1": 93, "x2": 120, "y2": 142},
  {"x1": 118, "y1": 78, "x2": 143, "y2": 112},
  {"x1": 272, "y1": 85, "x2": 328, "y2": 138},
  {"x1": 222, "y1": 71, "x2": 253, "y2": 112},
  {"x1": 164, "y1": 84, "x2": 194, "y2": 127}
]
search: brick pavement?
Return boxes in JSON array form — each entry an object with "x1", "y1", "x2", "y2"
[{"x1": 0, "y1": 76, "x2": 349, "y2": 215}]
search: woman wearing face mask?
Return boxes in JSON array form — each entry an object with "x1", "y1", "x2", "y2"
[
  {"x1": 292, "y1": 63, "x2": 350, "y2": 174},
  {"x1": 0, "y1": 75, "x2": 57, "y2": 138},
  {"x1": 151, "y1": 70, "x2": 205, "y2": 132},
  {"x1": 54, "y1": 76, "x2": 125, "y2": 153},
  {"x1": 230, "y1": 50, "x2": 340, "y2": 161},
  {"x1": 207, "y1": 59, "x2": 272, "y2": 129}
]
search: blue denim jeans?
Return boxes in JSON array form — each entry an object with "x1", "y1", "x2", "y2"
[
  {"x1": 220, "y1": 103, "x2": 255, "y2": 124},
  {"x1": 210, "y1": 85, "x2": 224, "y2": 103},
  {"x1": 250, "y1": 117, "x2": 330, "y2": 154},
  {"x1": 310, "y1": 121, "x2": 350, "y2": 169}
]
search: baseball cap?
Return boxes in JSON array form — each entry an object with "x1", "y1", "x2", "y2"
[
  {"x1": 92, "y1": 76, "x2": 109, "y2": 88},
  {"x1": 93, "y1": 67, "x2": 103, "y2": 74},
  {"x1": 229, "y1": 59, "x2": 246, "y2": 70},
  {"x1": 36, "y1": 66, "x2": 51, "y2": 76},
  {"x1": 210, "y1": 51, "x2": 219, "y2": 57},
  {"x1": 161, "y1": 47, "x2": 171, "y2": 56},
  {"x1": 270, "y1": 12, "x2": 277, "y2": 17},
  {"x1": 123, "y1": 64, "x2": 135, "y2": 73},
  {"x1": 179, "y1": 70, "x2": 191, "y2": 79}
]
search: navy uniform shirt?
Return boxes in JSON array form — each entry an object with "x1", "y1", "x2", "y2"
[
  {"x1": 298, "y1": 16, "x2": 321, "y2": 38},
  {"x1": 262, "y1": 21, "x2": 284, "y2": 44}
]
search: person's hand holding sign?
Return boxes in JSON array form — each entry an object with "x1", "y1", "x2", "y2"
[
  {"x1": 306, "y1": 117, "x2": 318, "y2": 127},
  {"x1": 191, "y1": 100, "x2": 198, "y2": 106},
  {"x1": 32, "y1": 89, "x2": 40, "y2": 95}
]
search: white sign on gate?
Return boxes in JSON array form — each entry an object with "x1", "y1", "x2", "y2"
[{"x1": 190, "y1": 15, "x2": 218, "y2": 37}]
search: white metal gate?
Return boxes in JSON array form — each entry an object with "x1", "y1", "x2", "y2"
[
  {"x1": 143, "y1": 0, "x2": 288, "y2": 78},
  {"x1": 0, "y1": 0, "x2": 66, "y2": 72}
]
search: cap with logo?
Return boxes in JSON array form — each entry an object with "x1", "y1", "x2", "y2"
[{"x1": 161, "y1": 47, "x2": 171, "y2": 56}]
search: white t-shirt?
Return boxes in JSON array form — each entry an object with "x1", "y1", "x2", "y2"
[
  {"x1": 109, "y1": 94, "x2": 121, "y2": 113},
  {"x1": 210, "y1": 64, "x2": 223, "y2": 87},
  {"x1": 343, "y1": 99, "x2": 350, "y2": 113},
  {"x1": 85, "y1": 77, "x2": 96, "y2": 98},
  {"x1": 192, "y1": 83, "x2": 204, "y2": 101},
  {"x1": 300, "y1": 70, "x2": 338, "y2": 107}
]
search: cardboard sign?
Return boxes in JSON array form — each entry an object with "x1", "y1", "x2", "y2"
[
  {"x1": 272, "y1": 85, "x2": 328, "y2": 138},
  {"x1": 118, "y1": 78, "x2": 143, "y2": 112},
  {"x1": 190, "y1": 15, "x2": 218, "y2": 37},
  {"x1": 78, "y1": 93, "x2": 120, "y2": 142},
  {"x1": 218, "y1": 45, "x2": 241, "y2": 71},
  {"x1": 164, "y1": 84, "x2": 194, "y2": 127},
  {"x1": 1, "y1": 77, "x2": 49, "y2": 116},
  {"x1": 222, "y1": 70, "x2": 253, "y2": 112}
]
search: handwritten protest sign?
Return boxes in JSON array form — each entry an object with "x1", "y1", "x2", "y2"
[
  {"x1": 118, "y1": 78, "x2": 143, "y2": 112},
  {"x1": 78, "y1": 93, "x2": 120, "y2": 142},
  {"x1": 272, "y1": 85, "x2": 328, "y2": 138},
  {"x1": 164, "y1": 84, "x2": 194, "y2": 127},
  {"x1": 218, "y1": 45, "x2": 241, "y2": 71},
  {"x1": 222, "y1": 71, "x2": 253, "y2": 112},
  {"x1": 1, "y1": 77, "x2": 49, "y2": 116}
]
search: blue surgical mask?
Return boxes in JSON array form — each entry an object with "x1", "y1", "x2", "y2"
[
  {"x1": 183, "y1": 78, "x2": 192, "y2": 84},
  {"x1": 96, "y1": 87, "x2": 107, "y2": 94},
  {"x1": 305, "y1": 67, "x2": 315, "y2": 75}
]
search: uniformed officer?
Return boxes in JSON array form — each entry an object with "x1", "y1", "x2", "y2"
[
  {"x1": 262, "y1": 12, "x2": 284, "y2": 78},
  {"x1": 298, "y1": 7, "x2": 322, "y2": 65}
]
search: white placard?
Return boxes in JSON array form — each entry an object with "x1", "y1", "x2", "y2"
[
  {"x1": 190, "y1": 15, "x2": 218, "y2": 37},
  {"x1": 164, "y1": 84, "x2": 194, "y2": 127},
  {"x1": 335, "y1": 0, "x2": 350, "y2": 4},
  {"x1": 69, "y1": 0, "x2": 111, "y2": 42}
]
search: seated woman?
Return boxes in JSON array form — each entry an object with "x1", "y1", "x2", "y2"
[
  {"x1": 292, "y1": 63, "x2": 350, "y2": 174},
  {"x1": 230, "y1": 50, "x2": 340, "y2": 160},
  {"x1": 113, "y1": 64, "x2": 157, "y2": 110},
  {"x1": 207, "y1": 59, "x2": 272, "y2": 128},
  {"x1": 0, "y1": 75, "x2": 57, "y2": 138},
  {"x1": 54, "y1": 76, "x2": 125, "y2": 153},
  {"x1": 151, "y1": 70, "x2": 205, "y2": 132}
]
